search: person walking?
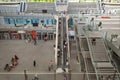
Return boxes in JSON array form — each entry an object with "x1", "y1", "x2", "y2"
[
  {"x1": 50, "y1": 60, "x2": 54, "y2": 70},
  {"x1": 24, "y1": 70, "x2": 28, "y2": 80},
  {"x1": 33, "y1": 60, "x2": 36, "y2": 67},
  {"x1": 34, "y1": 38, "x2": 37, "y2": 45}
]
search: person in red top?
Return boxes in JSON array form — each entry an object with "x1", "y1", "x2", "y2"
[{"x1": 31, "y1": 30, "x2": 37, "y2": 45}]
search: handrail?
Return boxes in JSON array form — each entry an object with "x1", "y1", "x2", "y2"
[
  {"x1": 61, "y1": 17, "x2": 64, "y2": 66},
  {"x1": 102, "y1": 36, "x2": 119, "y2": 79},
  {"x1": 103, "y1": 32, "x2": 118, "y2": 69},
  {"x1": 76, "y1": 37, "x2": 82, "y2": 72},
  {"x1": 74, "y1": 24, "x2": 82, "y2": 72},
  {"x1": 66, "y1": 15, "x2": 71, "y2": 80},
  {"x1": 101, "y1": 38, "x2": 111, "y2": 62},
  {"x1": 75, "y1": 25, "x2": 89, "y2": 80},
  {"x1": 83, "y1": 30, "x2": 99, "y2": 80},
  {"x1": 54, "y1": 15, "x2": 58, "y2": 66},
  {"x1": 103, "y1": 37, "x2": 120, "y2": 79},
  {"x1": 79, "y1": 36, "x2": 90, "y2": 80},
  {"x1": 66, "y1": 15, "x2": 70, "y2": 60}
]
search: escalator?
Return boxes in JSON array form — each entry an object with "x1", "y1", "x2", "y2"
[{"x1": 75, "y1": 25, "x2": 97, "y2": 80}]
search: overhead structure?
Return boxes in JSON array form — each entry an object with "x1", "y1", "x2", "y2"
[{"x1": 55, "y1": 0, "x2": 68, "y2": 12}]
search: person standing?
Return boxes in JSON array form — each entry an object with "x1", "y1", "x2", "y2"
[
  {"x1": 92, "y1": 38, "x2": 96, "y2": 45},
  {"x1": 33, "y1": 60, "x2": 36, "y2": 67}
]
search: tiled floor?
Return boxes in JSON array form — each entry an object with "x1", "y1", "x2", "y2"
[
  {"x1": 0, "y1": 40, "x2": 83, "y2": 80},
  {"x1": 0, "y1": 40, "x2": 55, "y2": 80}
]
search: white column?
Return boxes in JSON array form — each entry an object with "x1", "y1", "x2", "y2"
[
  {"x1": 54, "y1": 15, "x2": 58, "y2": 65},
  {"x1": 66, "y1": 15, "x2": 70, "y2": 59}
]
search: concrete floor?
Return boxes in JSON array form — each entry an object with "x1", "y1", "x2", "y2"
[
  {"x1": 0, "y1": 40, "x2": 55, "y2": 80},
  {"x1": 0, "y1": 40, "x2": 83, "y2": 80}
]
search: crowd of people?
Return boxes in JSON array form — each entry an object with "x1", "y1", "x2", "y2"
[{"x1": 4, "y1": 55, "x2": 19, "y2": 72}]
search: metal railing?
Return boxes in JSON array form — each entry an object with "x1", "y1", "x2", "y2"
[
  {"x1": 83, "y1": 30, "x2": 99, "y2": 80},
  {"x1": 103, "y1": 34, "x2": 120, "y2": 80},
  {"x1": 75, "y1": 24, "x2": 89, "y2": 80},
  {"x1": 79, "y1": 36, "x2": 90, "y2": 80},
  {"x1": 74, "y1": 24, "x2": 82, "y2": 72}
]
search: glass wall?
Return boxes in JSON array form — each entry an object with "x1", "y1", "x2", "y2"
[
  {"x1": 0, "y1": 0, "x2": 55, "y2": 2},
  {"x1": 68, "y1": 0, "x2": 119, "y2": 2},
  {"x1": 69, "y1": 0, "x2": 96, "y2": 2},
  {"x1": 101, "y1": 0, "x2": 119, "y2": 3},
  {"x1": 0, "y1": 0, "x2": 119, "y2": 3},
  {"x1": 26, "y1": 0, "x2": 55, "y2": 2},
  {"x1": 81, "y1": 0, "x2": 96, "y2": 2},
  {"x1": 68, "y1": 0, "x2": 79, "y2": 2}
]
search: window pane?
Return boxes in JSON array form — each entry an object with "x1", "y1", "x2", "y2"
[{"x1": 69, "y1": 0, "x2": 79, "y2": 2}]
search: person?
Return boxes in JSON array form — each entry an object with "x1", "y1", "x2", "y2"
[
  {"x1": 63, "y1": 40, "x2": 66, "y2": 45},
  {"x1": 48, "y1": 65, "x2": 51, "y2": 71},
  {"x1": 11, "y1": 57, "x2": 14, "y2": 63},
  {"x1": 4, "y1": 64, "x2": 9, "y2": 71},
  {"x1": 64, "y1": 74, "x2": 67, "y2": 80},
  {"x1": 4, "y1": 64, "x2": 12, "y2": 71},
  {"x1": 92, "y1": 38, "x2": 96, "y2": 45},
  {"x1": 9, "y1": 63, "x2": 13, "y2": 69},
  {"x1": 32, "y1": 74, "x2": 39, "y2": 80},
  {"x1": 33, "y1": 60, "x2": 36, "y2": 67},
  {"x1": 53, "y1": 45, "x2": 55, "y2": 50},
  {"x1": 24, "y1": 70, "x2": 28, "y2": 80},
  {"x1": 33, "y1": 38, "x2": 37, "y2": 45},
  {"x1": 71, "y1": 36, "x2": 74, "y2": 40},
  {"x1": 14, "y1": 55, "x2": 19, "y2": 60},
  {"x1": 13, "y1": 59, "x2": 18, "y2": 67},
  {"x1": 50, "y1": 60, "x2": 54, "y2": 70},
  {"x1": 66, "y1": 60, "x2": 69, "y2": 67},
  {"x1": 28, "y1": 35, "x2": 31, "y2": 43},
  {"x1": 63, "y1": 68, "x2": 66, "y2": 72},
  {"x1": 44, "y1": 34, "x2": 48, "y2": 41}
]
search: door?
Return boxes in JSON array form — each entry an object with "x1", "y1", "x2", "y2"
[
  {"x1": 37, "y1": 32, "x2": 42, "y2": 40},
  {"x1": 48, "y1": 33, "x2": 54, "y2": 40},
  {"x1": 0, "y1": 33, "x2": 4, "y2": 40}
]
